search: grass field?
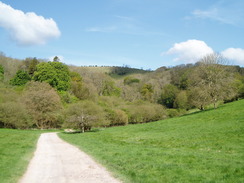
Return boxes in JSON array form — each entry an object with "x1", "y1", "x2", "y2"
[
  {"x1": 0, "y1": 129, "x2": 46, "y2": 183},
  {"x1": 59, "y1": 100, "x2": 244, "y2": 183}
]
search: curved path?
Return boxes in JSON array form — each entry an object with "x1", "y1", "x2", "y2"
[{"x1": 19, "y1": 133, "x2": 121, "y2": 183}]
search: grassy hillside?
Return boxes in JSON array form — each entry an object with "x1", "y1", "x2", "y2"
[
  {"x1": 59, "y1": 100, "x2": 244, "y2": 183},
  {"x1": 0, "y1": 129, "x2": 53, "y2": 183}
]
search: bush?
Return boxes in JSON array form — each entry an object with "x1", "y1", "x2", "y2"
[
  {"x1": 0, "y1": 101, "x2": 34, "y2": 129},
  {"x1": 124, "y1": 76, "x2": 140, "y2": 85},
  {"x1": 106, "y1": 109, "x2": 128, "y2": 126},
  {"x1": 127, "y1": 102, "x2": 167, "y2": 123}
]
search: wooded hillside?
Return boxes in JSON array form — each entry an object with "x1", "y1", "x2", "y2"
[{"x1": 0, "y1": 53, "x2": 243, "y2": 131}]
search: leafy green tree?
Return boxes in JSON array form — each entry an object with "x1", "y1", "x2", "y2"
[
  {"x1": 174, "y1": 90, "x2": 189, "y2": 109},
  {"x1": 10, "y1": 70, "x2": 31, "y2": 86},
  {"x1": 159, "y1": 84, "x2": 179, "y2": 108},
  {"x1": 22, "y1": 81, "x2": 63, "y2": 129},
  {"x1": 33, "y1": 62, "x2": 71, "y2": 91}
]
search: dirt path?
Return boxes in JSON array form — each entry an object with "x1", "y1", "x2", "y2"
[{"x1": 19, "y1": 133, "x2": 121, "y2": 183}]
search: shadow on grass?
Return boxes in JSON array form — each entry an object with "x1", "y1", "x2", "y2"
[{"x1": 180, "y1": 105, "x2": 226, "y2": 118}]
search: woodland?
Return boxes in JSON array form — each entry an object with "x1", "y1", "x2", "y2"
[{"x1": 0, "y1": 53, "x2": 243, "y2": 132}]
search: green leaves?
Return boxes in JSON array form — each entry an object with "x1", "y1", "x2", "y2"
[
  {"x1": 10, "y1": 70, "x2": 31, "y2": 86},
  {"x1": 33, "y1": 62, "x2": 71, "y2": 91}
]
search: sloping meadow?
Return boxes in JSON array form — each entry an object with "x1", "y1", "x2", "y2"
[{"x1": 59, "y1": 100, "x2": 244, "y2": 183}]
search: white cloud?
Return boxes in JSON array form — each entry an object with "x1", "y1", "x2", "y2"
[
  {"x1": 0, "y1": 2, "x2": 61, "y2": 46},
  {"x1": 86, "y1": 26, "x2": 117, "y2": 33},
  {"x1": 191, "y1": 0, "x2": 244, "y2": 26},
  {"x1": 164, "y1": 39, "x2": 214, "y2": 63},
  {"x1": 192, "y1": 8, "x2": 234, "y2": 25},
  {"x1": 221, "y1": 48, "x2": 244, "y2": 65}
]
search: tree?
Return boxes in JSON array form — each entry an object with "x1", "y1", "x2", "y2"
[
  {"x1": 159, "y1": 84, "x2": 179, "y2": 108},
  {"x1": 10, "y1": 70, "x2": 31, "y2": 86},
  {"x1": 174, "y1": 90, "x2": 189, "y2": 109},
  {"x1": 140, "y1": 83, "x2": 153, "y2": 101},
  {"x1": 21, "y1": 57, "x2": 40, "y2": 76},
  {"x1": 189, "y1": 53, "x2": 236, "y2": 109},
  {"x1": 33, "y1": 62, "x2": 71, "y2": 91},
  {"x1": 65, "y1": 101, "x2": 108, "y2": 132},
  {"x1": 102, "y1": 80, "x2": 121, "y2": 97},
  {"x1": 22, "y1": 81, "x2": 62, "y2": 129},
  {"x1": 53, "y1": 56, "x2": 60, "y2": 62},
  {"x1": 0, "y1": 101, "x2": 33, "y2": 129}
]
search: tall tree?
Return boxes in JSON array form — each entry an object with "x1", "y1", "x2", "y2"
[
  {"x1": 189, "y1": 53, "x2": 236, "y2": 109},
  {"x1": 33, "y1": 62, "x2": 71, "y2": 91},
  {"x1": 22, "y1": 81, "x2": 62, "y2": 129}
]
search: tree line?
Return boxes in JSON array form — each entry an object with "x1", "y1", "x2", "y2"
[{"x1": 0, "y1": 53, "x2": 243, "y2": 132}]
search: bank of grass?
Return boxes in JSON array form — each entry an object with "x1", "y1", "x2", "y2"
[
  {"x1": 59, "y1": 100, "x2": 244, "y2": 183},
  {"x1": 0, "y1": 129, "x2": 52, "y2": 183}
]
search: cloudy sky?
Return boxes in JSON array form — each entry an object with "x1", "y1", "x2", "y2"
[{"x1": 0, "y1": 0, "x2": 243, "y2": 69}]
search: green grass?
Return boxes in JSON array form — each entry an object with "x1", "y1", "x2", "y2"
[
  {"x1": 59, "y1": 100, "x2": 244, "y2": 183},
  {"x1": 0, "y1": 129, "x2": 50, "y2": 183}
]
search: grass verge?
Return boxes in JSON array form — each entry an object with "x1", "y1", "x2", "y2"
[
  {"x1": 0, "y1": 129, "x2": 48, "y2": 183},
  {"x1": 59, "y1": 100, "x2": 244, "y2": 183}
]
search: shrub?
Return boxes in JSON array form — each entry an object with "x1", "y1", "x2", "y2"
[
  {"x1": 107, "y1": 109, "x2": 128, "y2": 126},
  {"x1": 22, "y1": 81, "x2": 63, "y2": 129},
  {"x1": 127, "y1": 102, "x2": 166, "y2": 123},
  {"x1": 0, "y1": 101, "x2": 34, "y2": 129},
  {"x1": 124, "y1": 76, "x2": 140, "y2": 85}
]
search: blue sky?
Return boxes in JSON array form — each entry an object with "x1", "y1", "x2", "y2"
[{"x1": 0, "y1": 0, "x2": 243, "y2": 70}]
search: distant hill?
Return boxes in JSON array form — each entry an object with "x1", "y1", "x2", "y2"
[{"x1": 69, "y1": 65, "x2": 151, "y2": 77}]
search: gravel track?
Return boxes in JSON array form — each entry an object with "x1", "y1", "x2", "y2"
[{"x1": 19, "y1": 133, "x2": 121, "y2": 183}]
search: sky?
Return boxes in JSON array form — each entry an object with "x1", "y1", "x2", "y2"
[{"x1": 0, "y1": 0, "x2": 244, "y2": 70}]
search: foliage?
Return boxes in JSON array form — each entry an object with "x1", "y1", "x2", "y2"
[
  {"x1": 189, "y1": 53, "x2": 236, "y2": 109},
  {"x1": 140, "y1": 83, "x2": 153, "y2": 101},
  {"x1": 22, "y1": 81, "x2": 63, "y2": 129},
  {"x1": 159, "y1": 84, "x2": 179, "y2": 108},
  {"x1": 10, "y1": 70, "x2": 31, "y2": 86},
  {"x1": 102, "y1": 80, "x2": 121, "y2": 97},
  {"x1": 59, "y1": 100, "x2": 244, "y2": 183},
  {"x1": 33, "y1": 62, "x2": 71, "y2": 91},
  {"x1": 106, "y1": 108, "x2": 128, "y2": 126},
  {"x1": 64, "y1": 101, "x2": 108, "y2": 132},
  {"x1": 173, "y1": 90, "x2": 189, "y2": 109},
  {"x1": 127, "y1": 102, "x2": 166, "y2": 123},
  {"x1": 124, "y1": 76, "x2": 140, "y2": 85},
  {"x1": 21, "y1": 57, "x2": 40, "y2": 76},
  {"x1": 0, "y1": 102, "x2": 33, "y2": 129}
]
